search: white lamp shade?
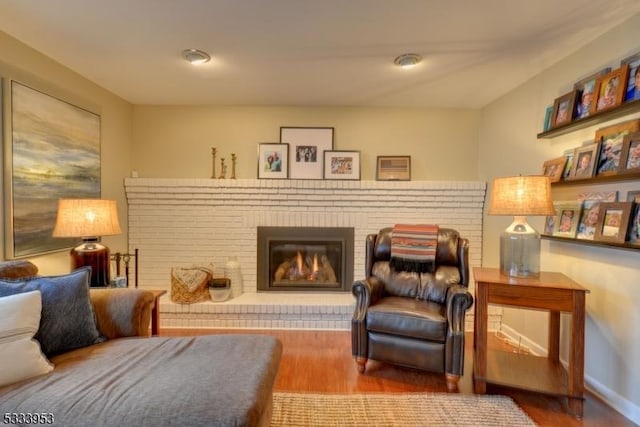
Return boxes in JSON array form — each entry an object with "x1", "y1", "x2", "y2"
[{"x1": 52, "y1": 199, "x2": 122, "y2": 238}]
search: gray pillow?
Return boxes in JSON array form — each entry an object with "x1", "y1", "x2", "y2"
[{"x1": 0, "y1": 267, "x2": 105, "y2": 356}]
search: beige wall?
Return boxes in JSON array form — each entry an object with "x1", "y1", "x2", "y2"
[
  {"x1": 132, "y1": 105, "x2": 480, "y2": 181},
  {"x1": 478, "y1": 13, "x2": 640, "y2": 419},
  {"x1": 0, "y1": 31, "x2": 133, "y2": 275}
]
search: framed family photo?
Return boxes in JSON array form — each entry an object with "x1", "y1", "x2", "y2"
[
  {"x1": 552, "y1": 201, "x2": 582, "y2": 238},
  {"x1": 594, "y1": 202, "x2": 632, "y2": 243},
  {"x1": 550, "y1": 90, "x2": 577, "y2": 128},
  {"x1": 323, "y1": 150, "x2": 361, "y2": 180},
  {"x1": 280, "y1": 127, "x2": 334, "y2": 179},
  {"x1": 568, "y1": 143, "x2": 599, "y2": 180},
  {"x1": 257, "y1": 143, "x2": 288, "y2": 179},
  {"x1": 627, "y1": 191, "x2": 640, "y2": 245},
  {"x1": 376, "y1": 156, "x2": 411, "y2": 181},
  {"x1": 573, "y1": 67, "x2": 610, "y2": 119},
  {"x1": 618, "y1": 131, "x2": 640, "y2": 174},
  {"x1": 593, "y1": 65, "x2": 629, "y2": 113},
  {"x1": 594, "y1": 119, "x2": 640, "y2": 176},
  {"x1": 621, "y1": 51, "x2": 640, "y2": 103},
  {"x1": 542, "y1": 156, "x2": 567, "y2": 183}
]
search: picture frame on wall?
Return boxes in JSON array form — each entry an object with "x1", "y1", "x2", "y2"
[
  {"x1": 280, "y1": 127, "x2": 334, "y2": 179},
  {"x1": 323, "y1": 150, "x2": 361, "y2": 180},
  {"x1": 552, "y1": 201, "x2": 582, "y2": 238},
  {"x1": 542, "y1": 156, "x2": 567, "y2": 183},
  {"x1": 257, "y1": 143, "x2": 288, "y2": 179},
  {"x1": 621, "y1": 51, "x2": 640, "y2": 102},
  {"x1": 594, "y1": 119, "x2": 640, "y2": 177},
  {"x1": 4, "y1": 80, "x2": 101, "y2": 259},
  {"x1": 550, "y1": 90, "x2": 578, "y2": 128},
  {"x1": 593, "y1": 202, "x2": 633, "y2": 243},
  {"x1": 626, "y1": 191, "x2": 640, "y2": 245},
  {"x1": 376, "y1": 156, "x2": 411, "y2": 181},
  {"x1": 573, "y1": 67, "x2": 610, "y2": 119},
  {"x1": 568, "y1": 143, "x2": 599, "y2": 180},
  {"x1": 618, "y1": 131, "x2": 640, "y2": 174},
  {"x1": 593, "y1": 65, "x2": 629, "y2": 113}
]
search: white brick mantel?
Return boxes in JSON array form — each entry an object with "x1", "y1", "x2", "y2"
[{"x1": 124, "y1": 178, "x2": 489, "y2": 329}]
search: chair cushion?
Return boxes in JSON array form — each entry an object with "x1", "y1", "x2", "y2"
[
  {"x1": 0, "y1": 267, "x2": 104, "y2": 356},
  {"x1": 371, "y1": 261, "x2": 419, "y2": 298},
  {"x1": 366, "y1": 296, "x2": 447, "y2": 342},
  {"x1": 417, "y1": 266, "x2": 461, "y2": 303}
]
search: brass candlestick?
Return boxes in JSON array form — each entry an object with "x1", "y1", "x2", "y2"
[
  {"x1": 218, "y1": 158, "x2": 226, "y2": 179},
  {"x1": 231, "y1": 153, "x2": 237, "y2": 179},
  {"x1": 211, "y1": 148, "x2": 217, "y2": 179}
]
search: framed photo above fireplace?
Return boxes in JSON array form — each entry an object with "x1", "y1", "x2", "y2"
[
  {"x1": 280, "y1": 127, "x2": 334, "y2": 179},
  {"x1": 323, "y1": 150, "x2": 361, "y2": 180},
  {"x1": 257, "y1": 143, "x2": 288, "y2": 179},
  {"x1": 376, "y1": 156, "x2": 411, "y2": 181}
]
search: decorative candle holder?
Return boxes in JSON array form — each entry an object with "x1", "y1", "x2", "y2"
[
  {"x1": 231, "y1": 153, "x2": 237, "y2": 179},
  {"x1": 211, "y1": 147, "x2": 217, "y2": 179},
  {"x1": 218, "y1": 158, "x2": 226, "y2": 179}
]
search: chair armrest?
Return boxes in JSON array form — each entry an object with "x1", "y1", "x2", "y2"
[
  {"x1": 445, "y1": 285, "x2": 473, "y2": 335},
  {"x1": 90, "y1": 288, "x2": 155, "y2": 339},
  {"x1": 351, "y1": 276, "x2": 385, "y2": 321}
]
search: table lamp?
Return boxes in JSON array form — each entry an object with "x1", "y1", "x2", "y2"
[
  {"x1": 488, "y1": 175, "x2": 555, "y2": 277},
  {"x1": 52, "y1": 199, "x2": 122, "y2": 287}
]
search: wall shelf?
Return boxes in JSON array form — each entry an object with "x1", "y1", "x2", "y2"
[
  {"x1": 551, "y1": 171, "x2": 640, "y2": 187},
  {"x1": 542, "y1": 234, "x2": 640, "y2": 253},
  {"x1": 537, "y1": 99, "x2": 640, "y2": 139}
]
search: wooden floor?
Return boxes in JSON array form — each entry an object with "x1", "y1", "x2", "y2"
[{"x1": 159, "y1": 328, "x2": 635, "y2": 427}]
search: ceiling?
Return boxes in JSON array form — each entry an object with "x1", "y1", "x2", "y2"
[{"x1": 1, "y1": 0, "x2": 639, "y2": 108}]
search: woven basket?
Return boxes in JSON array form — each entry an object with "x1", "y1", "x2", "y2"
[{"x1": 170, "y1": 267, "x2": 212, "y2": 304}]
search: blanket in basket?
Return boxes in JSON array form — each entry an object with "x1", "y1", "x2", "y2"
[{"x1": 389, "y1": 224, "x2": 438, "y2": 273}]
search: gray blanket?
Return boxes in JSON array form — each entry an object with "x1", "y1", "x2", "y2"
[{"x1": 0, "y1": 335, "x2": 282, "y2": 427}]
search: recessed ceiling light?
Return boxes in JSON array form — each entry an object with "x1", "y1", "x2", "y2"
[
  {"x1": 394, "y1": 53, "x2": 422, "y2": 69},
  {"x1": 182, "y1": 49, "x2": 211, "y2": 65}
]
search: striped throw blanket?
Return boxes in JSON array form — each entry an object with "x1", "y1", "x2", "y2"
[{"x1": 390, "y1": 224, "x2": 439, "y2": 273}]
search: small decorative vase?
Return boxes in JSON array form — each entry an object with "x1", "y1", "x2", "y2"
[{"x1": 224, "y1": 256, "x2": 243, "y2": 298}]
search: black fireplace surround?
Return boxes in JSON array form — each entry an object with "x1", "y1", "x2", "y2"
[{"x1": 257, "y1": 226, "x2": 354, "y2": 292}]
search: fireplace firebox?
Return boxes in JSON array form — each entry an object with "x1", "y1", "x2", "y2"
[{"x1": 257, "y1": 226, "x2": 354, "y2": 292}]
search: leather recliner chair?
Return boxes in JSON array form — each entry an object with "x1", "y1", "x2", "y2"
[{"x1": 351, "y1": 227, "x2": 473, "y2": 391}]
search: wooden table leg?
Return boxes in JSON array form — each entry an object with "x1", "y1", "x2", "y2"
[
  {"x1": 548, "y1": 310, "x2": 560, "y2": 362},
  {"x1": 473, "y1": 281, "x2": 488, "y2": 394},
  {"x1": 568, "y1": 291, "x2": 586, "y2": 418}
]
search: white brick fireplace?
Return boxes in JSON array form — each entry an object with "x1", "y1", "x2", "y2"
[{"x1": 124, "y1": 178, "x2": 492, "y2": 330}]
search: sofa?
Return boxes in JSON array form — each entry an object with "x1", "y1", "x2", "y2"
[{"x1": 0, "y1": 261, "x2": 282, "y2": 427}]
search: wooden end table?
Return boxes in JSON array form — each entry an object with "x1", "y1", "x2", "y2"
[{"x1": 472, "y1": 267, "x2": 589, "y2": 418}]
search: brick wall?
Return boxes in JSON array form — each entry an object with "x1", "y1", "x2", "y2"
[{"x1": 124, "y1": 178, "x2": 486, "y2": 292}]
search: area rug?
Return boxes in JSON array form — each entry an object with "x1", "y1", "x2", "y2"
[{"x1": 271, "y1": 392, "x2": 537, "y2": 426}]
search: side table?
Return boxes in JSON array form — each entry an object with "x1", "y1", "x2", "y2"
[
  {"x1": 472, "y1": 267, "x2": 589, "y2": 418},
  {"x1": 149, "y1": 290, "x2": 167, "y2": 336}
]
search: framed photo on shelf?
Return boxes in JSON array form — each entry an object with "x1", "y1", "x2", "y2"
[
  {"x1": 568, "y1": 143, "x2": 599, "y2": 180},
  {"x1": 627, "y1": 191, "x2": 640, "y2": 245},
  {"x1": 561, "y1": 148, "x2": 575, "y2": 180},
  {"x1": 542, "y1": 156, "x2": 567, "y2": 183},
  {"x1": 573, "y1": 67, "x2": 610, "y2": 119},
  {"x1": 280, "y1": 127, "x2": 334, "y2": 179},
  {"x1": 618, "y1": 131, "x2": 640, "y2": 174},
  {"x1": 543, "y1": 214, "x2": 557, "y2": 235},
  {"x1": 593, "y1": 202, "x2": 633, "y2": 243},
  {"x1": 552, "y1": 201, "x2": 583, "y2": 238},
  {"x1": 594, "y1": 119, "x2": 640, "y2": 176},
  {"x1": 621, "y1": 51, "x2": 640, "y2": 102},
  {"x1": 257, "y1": 143, "x2": 288, "y2": 179},
  {"x1": 323, "y1": 150, "x2": 361, "y2": 180},
  {"x1": 375, "y1": 156, "x2": 411, "y2": 181},
  {"x1": 550, "y1": 90, "x2": 578, "y2": 128},
  {"x1": 593, "y1": 65, "x2": 629, "y2": 113},
  {"x1": 575, "y1": 200, "x2": 602, "y2": 240}
]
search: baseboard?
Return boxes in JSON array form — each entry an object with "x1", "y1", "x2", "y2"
[{"x1": 498, "y1": 325, "x2": 640, "y2": 425}]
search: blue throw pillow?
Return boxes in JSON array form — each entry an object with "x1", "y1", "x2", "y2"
[{"x1": 0, "y1": 267, "x2": 105, "y2": 356}]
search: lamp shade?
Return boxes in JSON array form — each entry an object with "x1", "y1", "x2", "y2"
[
  {"x1": 488, "y1": 175, "x2": 555, "y2": 217},
  {"x1": 52, "y1": 199, "x2": 122, "y2": 238}
]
